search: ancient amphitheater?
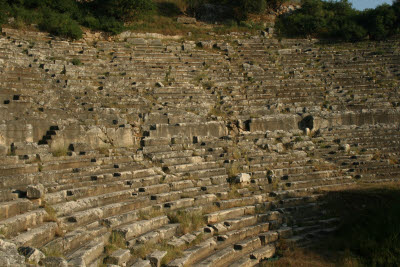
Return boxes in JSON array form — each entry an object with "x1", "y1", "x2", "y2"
[{"x1": 0, "y1": 27, "x2": 399, "y2": 266}]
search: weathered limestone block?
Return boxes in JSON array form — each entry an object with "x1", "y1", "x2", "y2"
[
  {"x1": 164, "y1": 198, "x2": 194, "y2": 210},
  {"x1": 149, "y1": 39, "x2": 162, "y2": 46},
  {"x1": 50, "y1": 125, "x2": 125, "y2": 151},
  {"x1": 265, "y1": 211, "x2": 282, "y2": 221},
  {"x1": 198, "y1": 41, "x2": 215, "y2": 49},
  {"x1": 168, "y1": 237, "x2": 186, "y2": 248},
  {"x1": 148, "y1": 250, "x2": 167, "y2": 267},
  {"x1": 131, "y1": 259, "x2": 151, "y2": 267},
  {"x1": 139, "y1": 184, "x2": 170, "y2": 195},
  {"x1": 148, "y1": 121, "x2": 228, "y2": 139},
  {"x1": 234, "y1": 236, "x2": 261, "y2": 252},
  {"x1": 259, "y1": 231, "x2": 279, "y2": 244},
  {"x1": 170, "y1": 180, "x2": 194, "y2": 191},
  {"x1": 249, "y1": 115, "x2": 301, "y2": 132},
  {"x1": 18, "y1": 246, "x2": 45, "y2": 264},
  {"x1": 41, "y1": 257, "x2": 68, "y2": 267},
  {"x1": 250, "y1": 244, "x2": 275, "y2": 260},
  {"x1": 235, "y1": 173, "x2": 251, "y2": 184},
  {"x1": 168, "y1": 238, "x2": 217, "y2": 267},
  {"x1": 67, "y1": 236, "x2": 106, "y2": 266},
  {"x1": 117, "y1": 216, "x2": 169, "y2": 240},
  {"x1": 0, "y1": 239, "x2": 25, "y2": 267},
  {"x1": 194, "y1": 194, "x2": 217, "y2": 205},
  {"x1": 0, "y1": 199, "x2": 32, "y2": 220},
  {"x1": 0, "y1": 123, "x2": 33, "y2": 146},
  {"x1": 105, "y1": 249, "x2": 130, "y2": 266},
  {"x1": 11, "y1": 142, "x2": 48, "y2": 155},
  {"x1": 211, "y1": 223, "x2": 228, "y2": 234},
  {"x1": 127, "y1": 38, "x2": 147, "y2": 45},
  {"x1": 13, "y1": 222, "x2": 58, "y2": 247},
  {"x1": 106, "y1": 126, "x2": 135, "y2": 147},
  {"x1": 277, "y1": 227, "x2": 293, "y2": 238},
  {"x1": 0, "y1": 145, "x2": 7, "y2": 155},
  {"x1": 182, "y1": 42, "x2": 195, "y2": 51},
  {"x1": 317, "y1": 110, "x2": 400, "y2": 129},
  {"x1": 205, "y1": 206, "x2": 254, "y2": 224},
  {"x1": 27, "y1": 184, "x2": 45, "y2": 199}
]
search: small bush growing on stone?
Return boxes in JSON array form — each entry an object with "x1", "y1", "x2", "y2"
[{"x1": 71, "y1": 58, "x2": 82, "y2": 66}]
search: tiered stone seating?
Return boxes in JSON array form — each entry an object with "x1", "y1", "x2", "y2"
[{"x1": 0, "y1": 27, "x2": 399, "y2": 266}]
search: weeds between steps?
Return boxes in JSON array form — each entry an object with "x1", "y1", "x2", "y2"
[
  {"x1": 168, "y1": 210, "x2": 206, "y2": 234},
  {"x1": 105, "y1": 231, "x2": 127, "y2": 255}
]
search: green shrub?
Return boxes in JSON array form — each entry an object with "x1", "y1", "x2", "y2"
[
  {"x1": 266, "y1": 0, "x2": 283, "y2": 10},
  {"x1": 82, "y1": 15, "x2": 101, "y2": 29},
  {"x1": 361, "y1": 4, "x2": 398, "y2": 40},
  {"x1": 0, "y1": 0, "x2": 10, "y2": 28},
  {"x1": 39, "y1": 10, "x2": 82, "y2": 39},
  {"x1": 276, "y1": 0, "x2": 399, "y2": 41},
  {"x1": 98, "y1": 16, "x2": 125, "y2": 34},
  {"x1": 241, "y1": 0, "x2": 267, "y2": 14},
  {"x1": 12, "y1": 6, "x2": 43, "y2": 25},
  {"x1": 95, "y1": 0, "x2": 156, "y2": 20},
  {"x1": 71, "y1": 58, "x2": 82, "y2": 66}
]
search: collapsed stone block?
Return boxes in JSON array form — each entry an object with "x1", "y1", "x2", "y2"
[
  {"x1": 105, "y1": 248, "x2": 130, "y2": 266},
  {"x1": 27, "y1": 184, "x2": 45, "y2": 199},
  {"x1": 148, "y1": 250, "x2": 167, "y2": 267},
  {"x1": 235, "y1": 173, "x2": 251, "y2": 184},
  {"x1": 0, "y1": 239, "x2": 25, "y2": 267},
  {"x1": 18, "y1": 246, "x2": 45, "y2": 264}
]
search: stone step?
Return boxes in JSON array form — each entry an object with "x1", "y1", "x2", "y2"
[
  {"x1": 214, "y1": 195, "x2": 264, "y2": 210},
  {"x1": 0, "y1": 199, "x2": 33, "y2": 220},
  {"x1": 42, "y1": 226, "x2": 108, "y2": 256},
  {"x1": 54, "y1": 189, "x2": 137, "y2": 216},
  {"x1": 12, "y1": 222, "x2": 58, "y2": 247},
  {"x1": 167, "y1": 238, "x2": 217, "y2": 267},
  {"x1": 205, "y1": 206, "x2": 256, "y2": 224},
  {"x1": 215, "y1": 222, "x2": 271, "y2": 250},
  {"x1": 127, "y1": 223, "x2": 179, "y2": 248},
  {"x1": 115, "y1": 215, "x2": 169, "y2": 240},
  {"x1": 0, "y1": 164, "x2": 39, "y2": 179},
  {"x1": 166, "y1": 162, "x2": 220, "y2": 174},
  {"x1": 0, "y1": 209, "x2": 48, "y2": 237},
  {"x1": 62, "y1": 197, "x2": 151, "y2": 230},
  {"x1": 284, "y1": 176, "x2": 354, "y2": 189},
  {"x1": 45, "y1": 182, "x2": 128, "y2": 205},
  {"x1": 66, "y1": 233, "x2": 109, "y2": 267}
]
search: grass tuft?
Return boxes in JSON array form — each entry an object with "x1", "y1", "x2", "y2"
[{"x1": 168, "y1": 210, "x2": 205, "y2": 234}]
